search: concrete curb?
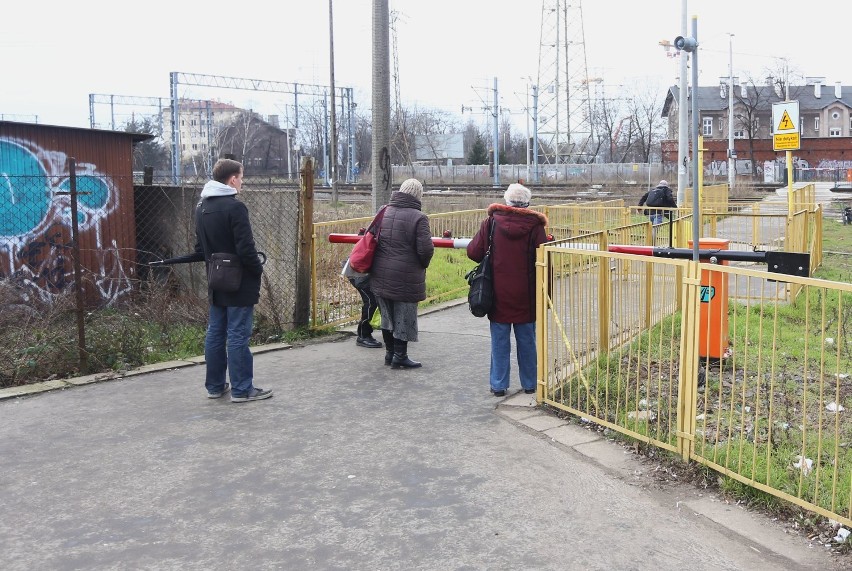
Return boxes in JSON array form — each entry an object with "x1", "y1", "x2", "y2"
[
  {"x1": 0, "y1": 299, "x2": 466, "y2": 402},
  {"x1": 0, "y1": 342, "x2": 296, "y2": 402},
  {"x1": 495, "y1": 392, "x2": 830, "y2": 569}
]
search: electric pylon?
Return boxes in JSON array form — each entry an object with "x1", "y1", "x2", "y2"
[{"x1": 537, "y1": 0, "x2": 595, "y2": 164}]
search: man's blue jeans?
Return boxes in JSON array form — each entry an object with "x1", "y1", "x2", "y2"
[
  {"x1": 205, "y1": 305, "x2": 254, "y2": 396},
  {"x1": 489, "y1": 321, "x2": 537, "y2": 392}
]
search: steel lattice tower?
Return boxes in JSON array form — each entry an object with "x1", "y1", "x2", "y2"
[{"x1": 537, "y1": 0, "x2": 595, "y2": 164}]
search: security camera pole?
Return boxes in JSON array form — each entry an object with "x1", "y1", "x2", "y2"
[{"x1": 675, "y1": 17, "x2": 700, "y2": 262}]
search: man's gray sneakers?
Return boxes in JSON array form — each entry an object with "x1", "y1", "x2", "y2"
[
  {"x1": 230, "y1": 387, "x2": 273, "y2": 403},
  {"x1": 207, "y1": 383, "x2": 230, "y2": 399}
]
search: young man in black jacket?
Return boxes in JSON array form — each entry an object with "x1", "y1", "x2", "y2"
[{"x1": 157, "y1": 159, "x2": 272, "y2": 403}]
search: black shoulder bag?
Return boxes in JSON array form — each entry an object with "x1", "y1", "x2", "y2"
[
  {"x1": 197, "y1": 198, "x2": 266, "y2": 293},
  {"x1": 465, "y1": 218, "x2": 495, "y2": 318}
]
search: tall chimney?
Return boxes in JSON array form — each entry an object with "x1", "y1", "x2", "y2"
[
  {"x1": 815, "y1": 81, "x2": 822, "y2": 98},
  {"x1": 836, "y1": 82, "x2": 842, "y2": 98}
]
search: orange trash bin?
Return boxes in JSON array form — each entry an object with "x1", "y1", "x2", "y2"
[{"x1": 688, "y1": 237, "x2": 730, "y2": 359}]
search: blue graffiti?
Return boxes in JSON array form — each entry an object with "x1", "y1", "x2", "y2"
[
  {"x1": 0, "y1": 140, "x2": 52, "y2": 238},
  {"x1": 58, "y1": 175, "x2": 110, "y2": 211}
]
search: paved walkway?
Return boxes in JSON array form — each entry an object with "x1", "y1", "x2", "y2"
[{"x1": 0, "y1": 301, "x2": 846, "y2": 571}]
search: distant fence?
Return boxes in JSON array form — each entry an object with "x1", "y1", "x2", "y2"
[
  {"x1": 392, "y1": 163, "x2": 665, "y2": 186},
  {"x1": 137, "y1": 163, "x2": 667, "y2": 188}
]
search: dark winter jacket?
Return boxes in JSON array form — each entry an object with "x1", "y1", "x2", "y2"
[
  {"x1": 467, "y1": 203, "x2": 548, "y2": 323},
  {"x1": 168, "y1": 193, "x2": 264, "y2": 307},
  {"x1": 638, "y1": 184, "x2": 677, "y2": 217},
  {"x1": 369, "y1": 191, "x2": 435, "y2": 303}
]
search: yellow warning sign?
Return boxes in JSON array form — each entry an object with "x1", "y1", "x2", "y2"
[
  {"x1": 778, "y1": 110, "x2": 794, "y2": 131},
  {"x1": 773, "y1": 132, "x2": 800, "y2": 151}
]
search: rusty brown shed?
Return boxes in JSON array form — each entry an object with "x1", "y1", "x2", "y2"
[{"x1": 0, "y1": 121, "x2": 152, "y2": 305}]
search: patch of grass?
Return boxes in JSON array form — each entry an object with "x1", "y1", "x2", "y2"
[{"x1": 424, "y1": 248, "x2": 472, "y2": 305}]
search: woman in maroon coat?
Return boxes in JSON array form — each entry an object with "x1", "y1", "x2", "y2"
[{"x1": 467, "y1": 184, "x2": 548, "y2": 397}]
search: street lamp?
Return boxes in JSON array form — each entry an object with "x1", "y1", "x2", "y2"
[
  {"x1": 674, "y1": 16, "x2": 700, "y2": 262},
  {"x1": 727, "y1": 33, "x2": 735, "y2": 190}
]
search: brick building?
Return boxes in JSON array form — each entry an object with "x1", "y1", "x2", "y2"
[{"x1": 661, "y1": 79, "x2": 852, "y2": 181}]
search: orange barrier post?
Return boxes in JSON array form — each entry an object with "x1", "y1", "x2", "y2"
[{"x1": 688, "y1": 237, "x2": 730, "y2": 359}]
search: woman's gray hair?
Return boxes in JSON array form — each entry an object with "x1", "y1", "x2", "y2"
[{"x1": 504, "y1": 183, "x2": 532, "y2": 208}]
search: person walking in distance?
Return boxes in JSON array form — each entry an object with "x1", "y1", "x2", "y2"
[
  {"x1": 638, "y1": 179, "x2": 677, "y2": 226},
  {"x1": 467, "y1": 183, "x2": 548, "y2": 397},
  {"x1": 368, "y1": 178, "x2": 435, "y2": 369},
  {"x1": 155, "y1": 159, "x2": 272, "y2": 403}
]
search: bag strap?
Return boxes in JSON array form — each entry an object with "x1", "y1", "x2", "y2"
[
  {"x1": 367, "y1": 205, "x2": 388, "y2": 238},
  {"x1": 196, "y1": 198, "x2": 214, "y2": 260},
  {"x1": 485, "y1": 216, "x2": 495, "y2": 256}
]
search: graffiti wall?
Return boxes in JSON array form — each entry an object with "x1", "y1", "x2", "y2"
[{"x1": 0, "y1": 123, "x2": 141, "y2": 305}]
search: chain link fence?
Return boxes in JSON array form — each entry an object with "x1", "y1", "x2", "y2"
[
  {"x1": 136, "y1": 180, "x2": 303, "y2": 331},
  {"x1": 1, "y1": 167, "x2": 307, "y2": 386}
]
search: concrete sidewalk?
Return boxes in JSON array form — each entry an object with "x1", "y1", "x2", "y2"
[{"x1": 0, "y1": 302, "x2": 844, "y2": 570}]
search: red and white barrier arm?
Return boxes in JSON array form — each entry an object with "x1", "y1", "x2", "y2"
[{"x1": 328, "y1": 233, "x2": 471, "y2": 249}]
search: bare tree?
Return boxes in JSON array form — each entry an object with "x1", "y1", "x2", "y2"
[
  {"x1": 627, "y1": 86, "x2": 666, "y2": 163},
  {"x1": 593, "y1": 96, "x2": 625, "y2": 162},
  {"x1": 733, "y1": 76, "x2": 776, "y2": 176},
  {"x1": 762, "y1": 59, "x2": 806, "y2": 100}
]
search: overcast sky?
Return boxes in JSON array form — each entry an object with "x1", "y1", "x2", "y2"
[{"x1": 2, "y1": 1, "x2": 845, "y2": 132}]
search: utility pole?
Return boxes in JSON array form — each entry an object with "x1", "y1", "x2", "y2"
[
  {"x1": 492, "y1": 77, "x2": 499, "y2": 187},
  {"x1": 689, "y1": 17, "x2": 700, "y2": 261},
  {"x1": 727, "y1": 33, "x2": 735, "y2": 190},
  {"x1": 532, "y1": 84, "x2": 539, "y2": 183},
  {"x1": 674, "y1": 16, "x2": 699, "y2": 260},
  {"x1": 677, "y1": 0, "x2": 688, "y2": 205},
  {"x1": 328, "y1": 0, "x2": 339, "y2": 202},
  {"x1": 371, "y1": 0, "x2": 392, "y2": 211}
]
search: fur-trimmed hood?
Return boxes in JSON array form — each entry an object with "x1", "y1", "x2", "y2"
[{"x1": 486, "y1": 202, "x2": 548, "y2": 226}]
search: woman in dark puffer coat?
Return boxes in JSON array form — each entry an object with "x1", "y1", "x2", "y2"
[
  {"x1": 467, "y1": 183, "x2": 548, "y2": 397},
  {"x1": 369, "y1": 178, "x2": 435, "y2": 369}
]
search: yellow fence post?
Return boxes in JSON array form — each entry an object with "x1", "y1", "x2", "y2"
[
  {"x1": 677, "y1": 261, "x2": 701, "y2": 460},
  {"x1": 535, "y1": 244, "x2": 548, "y2": 401},
  {"x1": 598, "y1": 235, "x2": 610, "y2": 354}
]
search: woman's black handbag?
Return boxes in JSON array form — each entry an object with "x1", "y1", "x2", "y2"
[{"x1": 466, "y1": 218, "x2": 495, "y2": 318}]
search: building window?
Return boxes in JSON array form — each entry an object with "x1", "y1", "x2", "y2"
[
  {"x1": 702, "y1": 117, "x2": 713, "y2": 136},
  {"x1": 832, "y1": 111, "x2": 840, "y2": 120},
  {"x1": 191, "y1": 119, "x2": 197, "y2": 126},
  {"x1": 181, "y1": 144, "x2": 186, "y2": 150},
  {"x1": 733, "y1": 130, "x2": 745, "y2": 139},
  {"x1": 814, "y1": 116, "x2": 820, "y2": 130},
  {"x1": 192, "y1": 144, "x2": 198, "y2": 150},
  {"x1": 830, "y1": 128, "x2": 841, "y2": 137},
  {"x1": 718, "y1": 118, "x2": 724, "y2": 131}
]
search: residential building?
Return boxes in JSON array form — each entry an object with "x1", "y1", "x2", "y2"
[
  {"x1": 161, "y1": 100, "x2": 294, "y2": 176},
  {"x1": 661, "y1": 79, "x2": 852, "y2": 181}
]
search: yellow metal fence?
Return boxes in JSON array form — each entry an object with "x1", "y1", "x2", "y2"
[
  {"x1": 537, "y1": 245, "x2": 852, "y2": 526},
  {"x1": 311, "y1": 200, "x2": 628, "y2": 328}
]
